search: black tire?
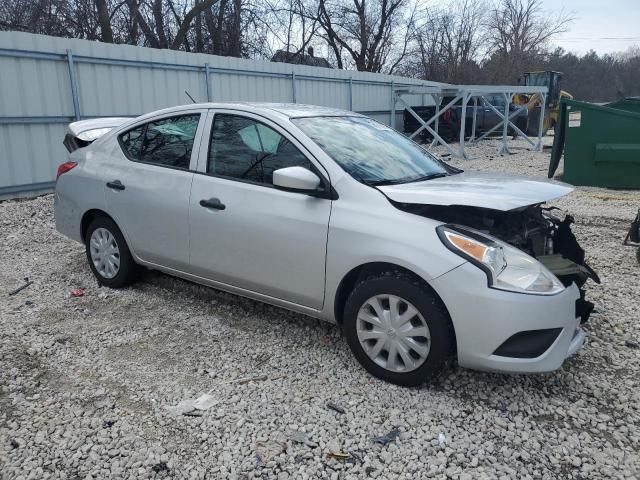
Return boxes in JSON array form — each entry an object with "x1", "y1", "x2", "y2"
[
  {"x1": 84, "y1": 215, "x2": 138, "y2": 288},
  {"x1": 343, "y1": 271, "x2": 454, "y2": 387}
]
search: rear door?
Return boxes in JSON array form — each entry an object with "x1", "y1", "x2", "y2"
[
  {"x1": 188, "y1": 110, "x2": 332, "y2": 309},
  {"x1": 105, "y1": 110, "x2": 205, "y2": 270}
]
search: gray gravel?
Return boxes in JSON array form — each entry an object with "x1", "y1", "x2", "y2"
[{"x1": 1, "y1": 140, "x2": 639, "y2": 479}]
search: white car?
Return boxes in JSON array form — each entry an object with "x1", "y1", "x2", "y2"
[{"x1": 55, "y1": 103, "x2": 598, "y2": 386}]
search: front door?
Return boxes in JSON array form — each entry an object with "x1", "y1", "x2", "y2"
[{"x1": 188, "y1": 111, "x2": 332, "y2": 309}]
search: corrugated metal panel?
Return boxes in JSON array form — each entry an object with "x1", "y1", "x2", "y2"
[
  {"x1": 0, "y1": 31, "x2": 445, "y2": 196},
  {"x1": 0, "y1": 122, "x2": 67, "y2": 189}
]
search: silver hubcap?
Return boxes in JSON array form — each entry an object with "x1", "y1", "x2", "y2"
[
  {"x1": 89, "y1": 228, "x2": 120, "y2": 279},
  {"x1": 356, "y1": 294, "x2": 431, "y2": 373}
]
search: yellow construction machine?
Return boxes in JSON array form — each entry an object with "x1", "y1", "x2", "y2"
[{"x1": 513, "y1": 70, "x2": 573, "y2": 134}]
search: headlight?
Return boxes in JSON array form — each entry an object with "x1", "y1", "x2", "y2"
[{"x1": 437, "y1": 225, "x2": 564, "y2": 295}]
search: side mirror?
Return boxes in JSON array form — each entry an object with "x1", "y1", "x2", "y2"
[{"x1": 273, "y1": 166, "x2": 321, "y2": 192}]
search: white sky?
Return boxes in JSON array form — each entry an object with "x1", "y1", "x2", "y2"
[
  {"x1": 537, "y1": 0, "x2": 639, "y2": 54},
  {"x1": 427, "y1": 0, "x2": 640, "y2": 56}
]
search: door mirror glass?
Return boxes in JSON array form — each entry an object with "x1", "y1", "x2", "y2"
[{"x1": 272, "y1": 166, "x2": 321, "y2": 192}]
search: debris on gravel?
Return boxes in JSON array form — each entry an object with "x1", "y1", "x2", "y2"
[
  {"x1": 371, "y1": 427, "x2": 401, "y2": 446},
  {"x1": 287, "y1": 431, "x2": 318, "y2": 448},
  {"x1": 326, "y1": 400, "x2": 346, "y2": 414},
  {"x1": 625, "y1": 339, "x2": 640, "y2": 349},
  {"x1": 7, "y1": 278, "x2": 33, "y2": 297},
  {"x1": 1, "y1": 138, "x2": 639, "y2": 479}
]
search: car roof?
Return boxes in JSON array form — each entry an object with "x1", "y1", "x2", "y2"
[{"x1": 171, "y1": 102, "x2": 361, "y2": 119}]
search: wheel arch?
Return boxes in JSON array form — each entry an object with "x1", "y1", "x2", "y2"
[
  {"x1": 333, "y1": 262, "x2": 456, "y2": 347},
  {"x1": 80, "y1": 209, "x2": 113, "y2": 243}
]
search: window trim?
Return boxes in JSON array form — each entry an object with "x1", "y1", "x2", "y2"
[
  {"x1": 203, "y1": 111, "x2": 337, "y2": 199},
  {"x1": 117, "y1": 112, "x2": 204, "y2": 172}
]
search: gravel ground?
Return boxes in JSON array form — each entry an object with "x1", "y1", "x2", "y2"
[{"x1": 1, "y1": 139, "x2": 639, "y2": 479}]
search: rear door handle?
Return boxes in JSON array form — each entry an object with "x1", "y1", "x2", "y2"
[
  {"x1": 200, "y1": 197, "x2": 226, "y2": 210},
  {"x1": 106, "y1": 180, "x2": 125, "y2": 191}
]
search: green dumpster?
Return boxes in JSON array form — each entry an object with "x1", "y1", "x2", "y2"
[
  {"x1": 606, "y1": 97, "x2": 640, "y2": 115},
  {"x1": 549, "y1": 98, "x2": 640, "y2": 188}
]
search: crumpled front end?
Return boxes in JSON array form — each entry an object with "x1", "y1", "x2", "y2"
[
  {"x1": 397, "y1": 202, "x2": 599, "y2": 324},
  {"x1": 393, "y1": 198, "x2": 599, "y2": 372}
]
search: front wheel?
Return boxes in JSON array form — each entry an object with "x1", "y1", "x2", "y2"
[
  {"x1": 85, "y1": 216, "x2": 138, "y2": 288},
  {"x1": 343, "y1": 272, "x2": 454, "y2": 387}
]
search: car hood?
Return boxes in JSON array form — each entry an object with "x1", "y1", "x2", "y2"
[{"x1": 378, "y1": 171, "x2": 574, "y2": 211}]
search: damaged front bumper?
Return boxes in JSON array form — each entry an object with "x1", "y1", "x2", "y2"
[
  {"x1": 537, "y1": 254, "x2": 595, "y2": 324},
  {"x1": 431, "y1": 262, "x2": 587, "y2": 374}
]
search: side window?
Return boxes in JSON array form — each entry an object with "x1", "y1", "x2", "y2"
[
  {"x1": 119, "y1": 114, "x2": 200, "y2": 169},
  {"x1": 208, "y1": 114, "x2": 312, "y2": 185},
  {"x1": 119, "y1": 125, "x2": 144, "y2": 160}
]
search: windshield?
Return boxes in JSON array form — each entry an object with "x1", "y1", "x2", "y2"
[
  {"x1": 292, "y1": 116, "x2": 456, "y2": 185},
  {"x1": 526, "y1": 73, "x2": 550, "y2": 87}
]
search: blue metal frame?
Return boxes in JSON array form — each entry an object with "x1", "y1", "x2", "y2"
[
  {"x1": 291, "y1": 71, "x2": 297, "y2": 103},
  {"x1": 349, "y1": 77, "x2": 353, "y2": 111},
  {"x1": 66, "y1": 49, "x2": 81, "y2": 121},
  {"x1": 0, "y1": 181, "x2": 56, "y2": 198},
  {"x1": 204, "y1": 62, "x2": 212, "y2": 101},
  {"x1": 0, "y1": 116, "x2": 75, "y2": 124},
  {"x1": 0, "y1": 47, "x2": 428, "y2": 87}
]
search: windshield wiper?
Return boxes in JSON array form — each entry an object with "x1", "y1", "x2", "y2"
[
  {"x1": 369, "y1": 172, "x2": 449, "y2": 186},
  {"x1": 367, "y1": 170, "x2": 455, "y2": 187},
  {"x1": 369, "y1": 178, "x2": 408, "y2": 186},
  {"x1": 405, "y1": 172, "x2": 449, "y2": 183}
]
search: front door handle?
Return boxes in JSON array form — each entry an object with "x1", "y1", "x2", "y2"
[
  {"x1": 106, "y1": 180, "x2": 125, "y2": 191},
  {"x1": 200, "y1": 197, "x2": 226, "y2": 210}
]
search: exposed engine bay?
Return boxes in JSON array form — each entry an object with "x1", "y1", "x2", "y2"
[{"x1": 395, "y1": 202, "x2": 599, "y2": 322}]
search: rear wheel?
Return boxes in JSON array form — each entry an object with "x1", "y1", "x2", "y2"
[
  {"x1": 343, "y1": 271, "x2": 453, "y2": 387},
  {"x1": 85, "y1": 216, "x2": 138, "y2": 288}
]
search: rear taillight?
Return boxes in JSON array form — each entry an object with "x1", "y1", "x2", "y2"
[{"x1": 56, "y1": 161, "x2": 77, "y2": 180}]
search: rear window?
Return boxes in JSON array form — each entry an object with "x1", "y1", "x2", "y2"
[{"x1": 118, "y1": 114, "x2": 200, "y2": 170}]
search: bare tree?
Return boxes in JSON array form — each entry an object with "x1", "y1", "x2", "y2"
[
  {"x1": 170, "y1": 0, "x2": 218, "y2": 48},
  {"x1": 484, "y1": 0, "x2": 572, "y2": 80},
  {"x1": 284, "y1": 0, "x2": 318, "y2": 56},
  {"x1": 0, "y1": 0, "x2": 93, "y2": 38},
  {"x1": 487, "y1": 0, "x2": 571, "y2": 56},
  {"x1": 407, "y1": 0, "x2": 485, "y2": 82},
  {"x1": 95, "y1": 0, "x2": 114, "y2": 42},
  {"x1": 126, "y1": 0, "x2": 212, "y2": 49},
  {"x1": 315, "y1": 0, "x2": 416, "y2": 72}
]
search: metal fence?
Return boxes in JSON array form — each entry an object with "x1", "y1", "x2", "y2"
[{"x1": 0, "y1": 31, "x2": 446, "y2": 198}]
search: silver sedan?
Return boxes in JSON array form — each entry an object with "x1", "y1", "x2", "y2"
[{"x1": 55, "y1": 103, "x2": 598, "y2": 386}]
